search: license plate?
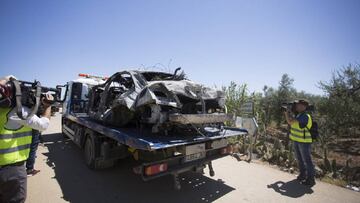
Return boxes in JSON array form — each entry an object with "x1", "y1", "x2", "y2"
[
  {"x1": 211, "y1": 139, "x2": 228, "y2": 149},
  {"x1": 185, "y1": 143, "x2": 206, "y2": 162}
]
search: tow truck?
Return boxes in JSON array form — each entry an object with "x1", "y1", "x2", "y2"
[{"x1": 59, "y1": 73, "x2": 252, "y2": 189}]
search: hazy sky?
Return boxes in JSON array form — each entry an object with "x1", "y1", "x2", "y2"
[{"x1": 1, "y1": 0, "x2": 359, "y2": 95}]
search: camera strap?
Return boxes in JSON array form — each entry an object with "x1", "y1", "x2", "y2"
[{"x1": 12, "y1": 79, "x2": 41, "y2": 120}]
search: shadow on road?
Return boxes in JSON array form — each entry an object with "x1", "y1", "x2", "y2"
[
  {"x1": 41, "y1": 132, "x2": 235, "y2": 203},
  {"x1": 267, "y1": 179, "x2": 313, "y2": 198}
]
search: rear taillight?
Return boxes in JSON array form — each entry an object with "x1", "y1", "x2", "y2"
[
  {"x1": 145, "y1": 163, "x2": 168, "y2": 176},
  {"x1": 220, "y1": 145, "x2": 233, "y2": 155}
]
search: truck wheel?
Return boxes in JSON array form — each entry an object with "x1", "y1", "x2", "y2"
[
  {"x1": 62, "y1": 129, "x2": 69, "y2": 139},
  {"x1": 84, "y1": 135, "x2": 96, "y2": 169}
]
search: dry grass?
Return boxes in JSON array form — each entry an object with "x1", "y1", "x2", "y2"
[{"x1": 321, "y1": 176, "x2": 348, "y2": 187}]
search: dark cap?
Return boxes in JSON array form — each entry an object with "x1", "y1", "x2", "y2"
[{"x1": 294, "y1": 99, "x2": 309, "y2": 106}]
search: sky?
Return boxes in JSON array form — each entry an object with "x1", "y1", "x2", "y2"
[{"x1": 0, "y1": 0, "x2": 359, "y2": 95}]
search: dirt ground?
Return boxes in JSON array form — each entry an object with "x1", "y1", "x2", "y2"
[{"x1": 26, "y1": 114, "x2": 360, "y2": 203}]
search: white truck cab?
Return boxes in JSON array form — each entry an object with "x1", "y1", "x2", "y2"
[{"x1": 62, "y1": 74, "x2": 106, "y2": 115}]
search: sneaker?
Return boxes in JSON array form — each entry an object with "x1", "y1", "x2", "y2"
[
  {"x1": 302, "y1": 178, "x2": 316, "y2": 187},
  {"x1": 27, "y1": 169, "x2": 40, "y2": 177},
  {"x1": 296, "y1": 174, "x2": 306, "y2": 182}
]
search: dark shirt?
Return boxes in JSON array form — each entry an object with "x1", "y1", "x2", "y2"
[{"x1": 296, "y1": 113, "x2": 309, "y2": 129}]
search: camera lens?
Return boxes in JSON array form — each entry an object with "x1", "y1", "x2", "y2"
[{"x1": 0, "y1": 84, "x2": 10, "y2": 99}]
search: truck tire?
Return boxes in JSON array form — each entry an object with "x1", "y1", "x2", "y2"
[
  {"x1": 62, "y1": 130, "x2": 68, "y2": 139},
  {"x1": 84, "y1": 134, "x2": 97, "y2": 169}
]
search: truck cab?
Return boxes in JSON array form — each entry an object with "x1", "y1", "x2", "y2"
[{"x1": 62, "y1": 75, "x2": 106, "y2": 115}]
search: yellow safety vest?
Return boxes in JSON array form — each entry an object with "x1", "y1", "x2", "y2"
[
  {"x1": 0, "y1": 108, "x2": 32, "y2": 166},
  {"x1": 290, "y1": 113, "x2": 312, "y2": 143}
]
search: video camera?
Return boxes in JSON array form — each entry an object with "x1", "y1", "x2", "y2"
[
  {"x1": 281, "y1": 101, "x2": 315, "y2": 113},
  {"x1": 281, "y1": 102, "x2": 296, "y2": 113},
  {"x1": 1, "y1": 78, "x2": 63, "y2": 120}
]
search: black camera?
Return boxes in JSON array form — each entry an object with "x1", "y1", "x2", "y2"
[
  {"x1": 281, "y1": 101, "x2": 315, "y2": 113},
  {"x1": 1, "y1": 78, "x2": 62, "y2": 120},
  {"x1": 281, "y1": 102, "x2": 296, "y2": 113},
  {"x1": 8, "y1": 80, "x2": 60, "y2": 107}
]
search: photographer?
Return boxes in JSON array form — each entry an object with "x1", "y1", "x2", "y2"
[
  {"x1": 0, "y1": 76, "x2": 53, "y2": 203},
  {"x1": 283, "y1": 99, "x2": 315, "y2": 187}
]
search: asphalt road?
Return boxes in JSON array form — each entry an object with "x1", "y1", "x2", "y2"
[{"x1": 27, "y1": 114, "x2": 360, "y2": 203}]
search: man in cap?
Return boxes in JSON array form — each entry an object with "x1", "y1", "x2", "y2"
[{"x1": 284, "y1": 99, "x2": 316, "y2": 186}]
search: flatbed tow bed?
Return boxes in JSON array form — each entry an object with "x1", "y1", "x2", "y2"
[
  {"x1": 62, "y1": 112, "x2": 248, "y2": 189},
  {"x1": 64, "y1": 113, "x2": 247, "y2": 151}
]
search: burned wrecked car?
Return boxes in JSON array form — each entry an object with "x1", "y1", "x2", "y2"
[{"x1": 87, "y1": 68, "x2": 232, "y2": 134}]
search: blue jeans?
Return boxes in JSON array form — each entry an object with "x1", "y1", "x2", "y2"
[
  {"x1": 293, "y1": 141, "x2": 315, "y2": 179},
  {"x1": 26, "y1": 130, "x2": 41, "y2": 171}
]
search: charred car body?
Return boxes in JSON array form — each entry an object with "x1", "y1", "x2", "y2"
[{"x1": 87, "y1": 69, "x2": 232, "y2": 134}]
